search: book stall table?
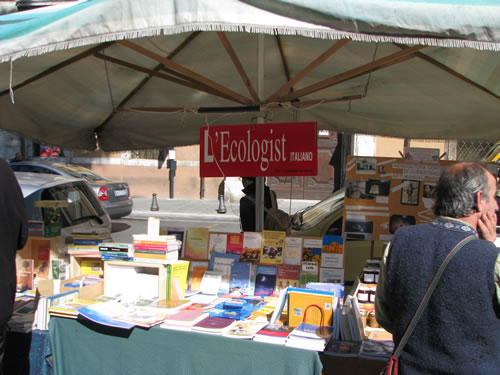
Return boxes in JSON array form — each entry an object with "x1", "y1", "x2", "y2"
[{"x1": 48, "y1": 317, "x2": 323, "y2": 375}]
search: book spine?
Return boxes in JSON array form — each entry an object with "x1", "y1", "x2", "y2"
[{"x1": 133, "y1": 244, "x2": 169, "y2": 251}]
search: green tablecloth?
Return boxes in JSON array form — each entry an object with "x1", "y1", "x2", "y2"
[{"x1": 49, "y1": 317, "x2": 323, "y2": 375}]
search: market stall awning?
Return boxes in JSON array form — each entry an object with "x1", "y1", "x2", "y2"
[{"x1": 0, "y1": 0, "x2": 499, "y2": 151}]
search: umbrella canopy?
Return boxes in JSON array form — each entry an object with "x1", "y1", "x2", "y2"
[{"x1": 0, "y1": 0, "x2": 499, "y2": 151}]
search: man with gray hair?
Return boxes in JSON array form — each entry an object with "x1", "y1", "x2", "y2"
[{"x1": 376, "y1": 162, "x2": 500, "y2": 374}]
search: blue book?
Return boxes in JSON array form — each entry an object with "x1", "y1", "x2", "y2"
[
  {"x1": 254, "y1": 265, "x2": 277, "y2": 296},
  {"x1": 229, "y1": 261, "x2": 255, "y2": 296}
]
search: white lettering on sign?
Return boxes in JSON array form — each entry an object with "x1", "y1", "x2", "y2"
[
  {"x1": 290, "y1": 152, "x2": 313, "y2": 161},
  {"x1": 216, "y1": 129, "x2": 287, "y2": 172}
]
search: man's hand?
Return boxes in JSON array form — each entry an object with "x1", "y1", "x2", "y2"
[{"x1": 478, "y1": 211, "x2": 497, "y2": 242}]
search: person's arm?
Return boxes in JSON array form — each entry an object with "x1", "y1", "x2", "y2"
[
  {"x1": 375, "y1": 242, "x2": 393, "y2": 333},
  {"x1": 495, "y1": 253, "x2": 500, "y2": 306}
]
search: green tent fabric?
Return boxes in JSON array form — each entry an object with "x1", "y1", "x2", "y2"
[{"x1": 0, "y1": 0, "x2": 499, "y2": 151}]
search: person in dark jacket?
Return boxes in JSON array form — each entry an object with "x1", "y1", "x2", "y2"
[
  {"x1": 0, "y1": 159, "x2": 28, "y2": 375},
  {"x1": 376, "y1": 162, "x2": 500, "y2": 375},
  {"x1": 239, "y1": 177, "x2": 277, "y2": 232}
]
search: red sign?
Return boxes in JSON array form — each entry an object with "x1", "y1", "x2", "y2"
[{"x1": 200, "y1": 122, "x2": 317, "y2": 177}]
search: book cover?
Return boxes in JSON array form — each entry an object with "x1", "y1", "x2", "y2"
[
  {"x1": 260, "y1": 230, "x2": 285, "y2": 265},
  {"x1": 78, "y1": 302, "x2": 134, "y2": 330},
  {"x1": 208, "y1": 232, "x2": 228, "y2": 257},
  {"x1": 324, "y1": 340, "x2": 362, "y2": 357},
  {"x1": 221, "y1": 320, "x2": 268, "y2": 339},
  {"x1": 319, "y1": 267, "x2": 344, "y2": 284},
  {"x1": 290, "y1": 322, "x2": 334, "y2": 340},
  {"x1": 16, "y1": 257, "x2": 34, "y2": 293},
  {"x1": 166, "y1": 260, "x2": 190, "y2": 300},
  {"x1": 51, "y1": 259, "x2": 68, "y2": 280},
  {"x1": 80, "y1": 259, "x2": 103, "y2": 277},
  {"x1": 254, "y1": 323, "x2": 294, "y2": 344},
  {"x1": 274, "y1": 265, "x2": 301, "y2": 295},
  {"x1": 34, "y1": 247, "x2": 50, "y2": 281},
  {"x1": 284, "y1": 237, "x2": 303, "y2": 265},
  {"x1": 287, "y1": 287, "x2": 335, "y2": 328},
  {"x1": 184, "y1": 227, "x2": 209, "y2": 260},
  {"x1": 321, "y1": 235, "x2": 344, "y2": 268},
  {"x1": 302, "y1": 237, "x2": 322, "y2": 264},
  {"x1": 209, "y1": 252, "x2": 240, "y2": 295},
  {"x1": 165, "y1": 227, "x2": 186, "y2": 258},
  {"x1": 254, "y1": 265, "x2": 277, "y2": 296},
  {"x1": 226, "y1": 233, "x2": 243, "y2": 255},
  {"x1": 229, "y1": 261, "x2": 254, "y2": 296},
  {"x1": 240, "y1": 231, "x2": 262, "y2": 263},
  {"x1": 188, "y1": 260, "x2": 209, "y2": 291},
  {"x1": 191, "y1": 316, "x2": 236, "y2": 333},
  {"x1": 299, "y1": 261, "x2": 319, "y2": 287}
]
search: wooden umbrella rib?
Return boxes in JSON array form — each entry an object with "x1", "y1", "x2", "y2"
[
  {"x1": 93, "y1": 53, "x2": 236, "y2": 102},
  {"x1": 217, "y1": 32, "x2": 260, "y2": 103},
  {"x1": 266, "y1": 39, "x2": 350, "y2": 104},
  {"x1": 118, "y1": 39, "x2": 253, "y2": 106},
  {"x1": 0, "y1": 42, "x2": 114, "y2": 97},
  {"x1": 279, "y1": 44, "x2": 425, "y2": 102},
  {"x1": 96, "y1": 32, "x2": 202, "y2": 134},
  {"x1": 395, "y1": 44, "x2": 500, "y2": 102}
]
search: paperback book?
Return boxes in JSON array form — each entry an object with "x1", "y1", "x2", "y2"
[
  {"x1": 241, "y1": 232, "x2": 262, "y2": 263},
  {"x1": 260, "y1": 230, "x2": 285, "y2": 265},
  {"x1": 254, "y1": 265, "x2": 277, "y2": 296},
  {"x1": 221, "y1": 320, "x2": 268, "y2": 339},
  {"x1": 184, "y1": 227, "x2": 209, "y2": 260},
  {"x1": 208, "y1": 232, "x2": 228, "y2": 257},
  {"x1": 253, "y1": 323, "x2": 294, "y2": 345},
  {"x1": 226, "y1": 233, "x2": 243, "y2": 255},
  {"x1": 284, "y1": 237, "x2": 302, "y2": 265},
  {"x1": 320, "y1": 235, "x2": 344, "y2": 268}
]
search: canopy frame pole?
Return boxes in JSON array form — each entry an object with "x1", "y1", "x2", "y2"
[{"x1": 255, "y1": 34, "x2": 265, "y2": 233}]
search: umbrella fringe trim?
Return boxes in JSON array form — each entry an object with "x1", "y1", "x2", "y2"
[{"x1": 3, "y1": 23, "x2": 500, "y2": 63}]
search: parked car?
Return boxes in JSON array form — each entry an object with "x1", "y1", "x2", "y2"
[
  {"x1": 10, "y1": 161, "x2": 133, "y2": 219},
  {"x1": 15, "y1": 171, "x2": 112, "y2": 239},
  {"x1": 289, "y1": 189, "x2": 344, "y2": 238}
]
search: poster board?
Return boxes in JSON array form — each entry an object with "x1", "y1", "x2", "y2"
[{"x1": 343, "y1": 155, "x2": 458, "y2": 241}]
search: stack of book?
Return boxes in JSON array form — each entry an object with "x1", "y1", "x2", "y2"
[
  {"x1": 99, "y1": 242, "x2": 133, "y2": 260},
  {"x1": 133, "y1": 234, "x2": 180, "y2": 263},
  {"x1": 68, "y1": 232, "x2": 109, "y2": 256},
  {"x1": 285, "y1": 322, "x2": 334, "y2": 351},
  {"x1": 253, "y1": 323, "x2": 294, "y2": 345}
]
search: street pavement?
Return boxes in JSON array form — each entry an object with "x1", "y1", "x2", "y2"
[{"x1": 128, "y1": 197, "x2": 319, "y2": 222}]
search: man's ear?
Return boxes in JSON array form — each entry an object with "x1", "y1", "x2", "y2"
[{"x1": 475, "y1": 190, "x2": 484, "y2": 213}]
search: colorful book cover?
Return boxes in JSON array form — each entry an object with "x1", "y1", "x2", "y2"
[
  {"x1": 299, "y1": 261, "x2": 319, "y2": 287},
  {"x1": 166, "y1": 260, "x2": 190, "y2": 300},
  {"x1": 260, "y1": 230, "x2": 285, "y2": 265},
  {"x1": 184, "y1": 227, "x2": 209, "y2": 260},
  {"x1": 319, "y1": 267, "x2": 344, "y2": 284},
  {"x1": 16, "y1": 257, "x2": 34, "y2": 293},
  {"x1": 221, "y1": 320, "x2": 268, "y2": 339},
  {"x1": 241, "y1": 232, "x2": 262, "y2": 263},
  {"x1": 274, "y1": 265, "x2": 301, "y2": 295},
  {"x1": 208, "y1": 232, "x2": 228, "y2": 257},
  {"x1": 321, "y1": 235, "x2": 344, "y2": 268},
  {"x1": 191, "y1": 316, "x2": 236, "y2": 333},
  {"x1": 188, "y1": 260, "x2": 209, "y2": 291},
  {"x1": 80, "y1": 259, "x2": 103, "y2": 276},
  {"x1": 226, "y1": 233, "x2": 243, "y2": 255},
  {"x1": 254, "y1": 323, "x2": 294, "y2": 342},
  {"x1": 287, "y1": 287, "x2": 335, "y2": 328},
  {"x1": 254, "y1": 265, "x2": 277, "y2": 296},
  {"x1": 284, "y1": 237, "x2": 303, "y2": 265},
  {"x1": 229, "y1": 261, "x2": 255, "y2": 296},
  {"x1": 209, "y1": 252, "x2": 240, "y2": 294},
  {"x1": 302, "y1": 237, "x2": 322, "y2": 264}
]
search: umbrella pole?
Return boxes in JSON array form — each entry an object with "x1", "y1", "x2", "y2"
[{"x1": 255, "y1": 35, "x2": 265, "y2": 232}]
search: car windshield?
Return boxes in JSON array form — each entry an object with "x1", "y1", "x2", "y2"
[
  {"x1": 298, "y1": 189, "x2": 344, "y2": 230},
  {"x1": 56, "y1": 165, "x2": 110, "y2": 182},
  {"x1": 41, "y1": 181, "x2": 105, "y2": 226}
]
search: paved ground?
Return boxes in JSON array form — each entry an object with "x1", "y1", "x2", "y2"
[{"x1": 128, "y1": 197, "x2": 320, "y2": 222}]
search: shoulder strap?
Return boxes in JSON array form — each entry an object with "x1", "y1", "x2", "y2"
[{"x1": 393, "y1": 234, "x2": 476, "y2": 358}]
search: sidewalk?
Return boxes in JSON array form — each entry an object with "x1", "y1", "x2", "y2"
[{"x1": 128, "y1": 197, "x2": 319, "y2": 222}]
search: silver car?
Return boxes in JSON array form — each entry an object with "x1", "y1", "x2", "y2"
[
  {"x1": 10, "y1": 161, "x2": 133, "y2": 219},
  {"x1": 16, "y1": 172, "x2": 112, "y2": 239}
]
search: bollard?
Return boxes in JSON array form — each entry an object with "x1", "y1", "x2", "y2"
[{"x1": 150, "y1": 193, "x2": 159, "y2": 211}]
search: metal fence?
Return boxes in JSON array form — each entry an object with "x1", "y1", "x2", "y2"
[{"x1": 454, "y1": 140, "x2": 498, "y2": 161}]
